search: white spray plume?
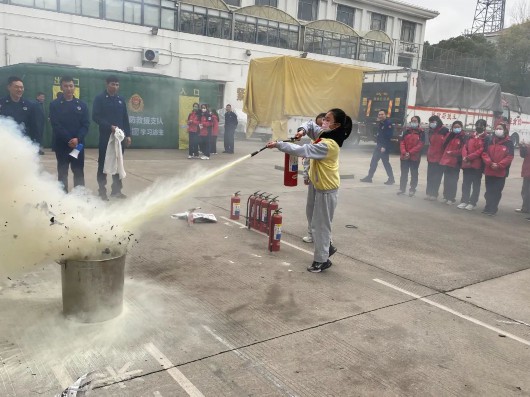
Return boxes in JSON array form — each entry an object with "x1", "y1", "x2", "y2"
[{"x1": 0, "y1": 118, "x2": 249, "y2": 277}]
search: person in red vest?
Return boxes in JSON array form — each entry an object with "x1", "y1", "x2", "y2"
[
  {"x1": 439, "y1": 120, "x2": 465, "y2": 205},
  {"x1": 457, "y1": 119, "x2": 487, "y2": 211},
  {"x1": 424, "y1": 115, "x2": 449, "y2": 201},
  {"x1": 398, "y1": 115, "x2": 424, "y2": 197},
  {"x1": 515, "y1": 141, "x2": 530, "y2": 219},
  {"x1": 210, "y1": 109, "x2": 219, "y2": 155},
  {"x1": 186, "y1": 103, "x2": 200, "y2": 159},
  {"x1": 481, "y1": 122, "x2": 514, "y2": 216}
]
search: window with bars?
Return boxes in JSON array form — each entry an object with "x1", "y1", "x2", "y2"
[
  {"x1": 359, "y1": 38, "x2": 391, "y2": 64},
  {"x1": 255, "y1": 0, "x2": 278, "y2": 6},
  {"x1": 298, "y1": 0, "x2": 318, "y2": 21},
  {"x1": 180, "y1": 4, "x2": 232, "y2": 40},
  {"x1": 370, "y1": 12, "x2": 387, "y2": 32},
  {"x1": 234, "y1": 14, "x2": 299, "y2": 50},
  {"x1": 336, "y1": 4, "x2": 354, "y2": 28},
  {"x1": 224, "y1": 0, "x2": 240, "y2": 6},
  {"x1": 400, "y1": 20, "x2": 416, "y2": 42},
  {"x1": 304, "y1": 28, "x2": 358, "y2": 59}
]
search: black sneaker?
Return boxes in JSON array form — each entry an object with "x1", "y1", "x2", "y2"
[
  {"x1": 38, "y1": 150, "x2": 45, "y2": 155},
  {"x1": 526, "y1": 217, "x2": 530, "y2": 221},
  {"x1": 111, "y1": 192, "x2": 127, "y2": 199},
  {"x1": 396, "y1": 190, "x2": 405, "y2": 195},
  {"x1": 307, "y1": 261, "x2": 325, "y2": 273},
  {"x1": 321, "y1": 260, "x2": 333, "y2": 271},
  {"x1": 360, "y1": 176, "x2": 372, "y2": 183},
  {"x1": 99, "y1": 193, "x2": 109, "y2": 201},
  {"x1": 409, "y1": 190, "x2": 416, "y2": 197},
  {"x1": 329, "y1": 244, "x2": 337, "y2": 257},
  {"x1": 384, "y1": 179, "x2": 395, "y2": 185}
]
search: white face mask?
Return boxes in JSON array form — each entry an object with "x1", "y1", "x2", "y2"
[
  {"x1": 410, "y1": 122, "x2": 418, "y2": 129},
  {"x1": 429, "y1": 122, "x2": 437, "y2": 129},
  {"x1": 495, "y1": 129, "x2": 504, "y2": 138},
  {"x1": 321, "y1": 120, "x2": 330, "y2": 130}
]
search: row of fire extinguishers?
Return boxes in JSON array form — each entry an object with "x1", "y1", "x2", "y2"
[
  {"x1": 229, "y1": 151, "x2": 300, "y2": 252},
  {"x1": 229, "y1": 191, "x2": 284, "y2": 252}
]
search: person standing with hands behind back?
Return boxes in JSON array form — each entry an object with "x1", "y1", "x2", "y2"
[
  {"x1": 223, "y1": 104, "x2": 238, "y2": 154},
  {"x1": 49, "y1": 76, "x2": 90, "y2": 193},
  {"x1": 267, "y1": 108, "x2": 352, "y2": 273},
  {"x1": 361, "y1": 109, "x2": 395, "y2": 185},
  {"x1": 92, "y1": 75, "x2": 131, "y2": 201},
  {"x1": 481, "y1": 123, "x2": 514, "y2": 216},
  {"x1": 425, "y1": 115, "x2": 449, "y2": 201}
]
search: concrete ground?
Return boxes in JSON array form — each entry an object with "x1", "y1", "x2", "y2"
[{"x1": 1, "y1": 138, "x2": 529, "y2": 396}]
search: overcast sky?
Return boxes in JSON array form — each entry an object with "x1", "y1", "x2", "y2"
[{"x1": 403, "y1": 0, "x2": 519, "y2": 43}]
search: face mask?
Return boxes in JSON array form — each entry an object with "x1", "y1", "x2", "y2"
[
  {"x1": 410, "y1": 122, "x2": 418, "y2": 129},
  {"x1": 429, "y1": 122, "x2": 437, "y2": 129},
  {"x1": 321, "y1": 120, "x2": 330, "y2": 130},
  {"x1": 193, "y1": 107, "x2": 198, "y2": 111},
  {"x1": 201, "y1": 109, "x2": 207, "y2": 112},
  {"x1": 495, "y1": 130, "x2": 504, "y2": 138},
  {"x1": 453, "y1": 128, "x2": 462, "y2": 133}
]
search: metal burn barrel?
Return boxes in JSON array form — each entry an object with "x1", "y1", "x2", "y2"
[{"x1": 60, "y1": 254, "x2": 126, "y2": 323}]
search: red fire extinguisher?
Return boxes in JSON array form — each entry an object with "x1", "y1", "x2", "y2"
[
  {"x1": 250, "y1": 192, "x2": 267, "y2": 230},
  {"x1": 246, "y1": 190, "x2": 259, "y2": 229},
  {"x1": 230, "y1": 191, "x2": 241, "y2": 220},
  {"x1": 284, "y1": 153, "x2": 298, "y2": 186},
  {"x1": 269, "y1": 209, "x2": 282, "y2": 252},
  {"x1": 256, "y1": 194, "x2": 271, "y2": 232},
  {"x1": 246, "y1": 191, "x2": 260, "y2": 229},
  {"x1": 261, "y1": 196, "x2": 278, "y2": 234}
]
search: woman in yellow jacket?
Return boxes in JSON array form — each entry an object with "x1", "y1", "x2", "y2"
[{"x1": 267, "y1": 108, "x2": 352, "y2": 273}]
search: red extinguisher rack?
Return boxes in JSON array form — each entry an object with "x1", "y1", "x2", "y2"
[
  {"x1": 230, "y1": 191, "x2": 241, "y2": 220},
  {"x1": 269, "y1": 209, "x2": 282, "y2": 252}
]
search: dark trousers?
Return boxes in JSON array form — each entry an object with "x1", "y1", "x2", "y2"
[
  {"x1": 443, "y1": 166, "x2": 460, "y2": 201},
  {"x1": 188, "y1": 133, "x2": 199, "y2": 156},
  {"x1": 368, "y1": 147, "x2": 394, "y2": 180},
  {"x1": 484, "y1": 175, "x2": 506, "y2": 214},
  {"x1": 522, "y1": 177, "x2": 530, "y2": 212},
  {"x1": 224, "y1": 127, "x2": 235, "y2": 153},
  {"x1": 210, "y1": 135, "x2": 218, "y2": 154},
  {"x1": 199, "y1": 134, "x2": 210, "y2": 157},
  {"x1": 400, "y1": 159, "x2": 420, "y2": 192},
  {"x1": 97, "y1": 140, "x2": 123, "y2": 196},
  {"x1": 426, "y1": 161, "x2": 444, "y2": 197},
  {"x1": 460, "y1": 168, "x2": 483, "y2": 206},
  {"x1": 56, "y1": 150, "x2": 84, "y2": 193}
]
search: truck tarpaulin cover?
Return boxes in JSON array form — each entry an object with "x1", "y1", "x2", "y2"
[
  {"x1": 243, "y1": 56, "x2": 369, "y2": 140},
  {"x1": 416, "y1": 70, "x2": 503, "y2": 112},
  {"x1": 502, "y1": 92, "x2": 530, "y2": 115}
]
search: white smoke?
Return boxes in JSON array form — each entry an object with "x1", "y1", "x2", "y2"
[{"x1": 0, "y1": 118, "x2": 249, "y2": 277}]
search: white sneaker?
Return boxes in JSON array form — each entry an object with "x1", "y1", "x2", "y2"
[
  {"x1": 200, "y1": 155, "x2": 210, "y2": 160},
  {"x1": 457, "y1": 203, "x2": 467, "y2": 209},
  {"x1": 187, "y1": 155, "x2": 194, "y2": 159},
  {"x1": 441, "y1": 198, "x2": 448, "y2": 203},
  {"x1": 465, "y1": 204, "x2": 475, "y2": 211},
  {"x1": 302, "y1": 236, "x2": 313, "y2": 243},
  {"x1": 446, "y1": 200, "x2": 455, "y2": 206}
]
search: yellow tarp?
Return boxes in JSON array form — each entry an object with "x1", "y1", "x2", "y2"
[{"x1": 243, "y1": 56, "x2": 371, "y2": 139}]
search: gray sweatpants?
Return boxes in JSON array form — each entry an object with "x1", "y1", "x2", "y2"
[
  {"x1": 311, "y1": 187, "x2": 338, "y2": 263},
  {"x1": 306, "y1": 182, "x2": 315, "y2": 237}
]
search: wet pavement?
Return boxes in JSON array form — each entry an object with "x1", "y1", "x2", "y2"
[{"x1": 1, "y1": 139, "x2": 529, "y2": 396}]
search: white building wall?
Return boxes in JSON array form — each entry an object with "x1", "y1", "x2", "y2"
[{"x1": 0, "y1": 1, "x2": 437, "y2": 107}]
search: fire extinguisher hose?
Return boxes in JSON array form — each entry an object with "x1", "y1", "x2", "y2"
[{"x1": 250, "y1": 138, "x2": 296, "y2": 157}]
